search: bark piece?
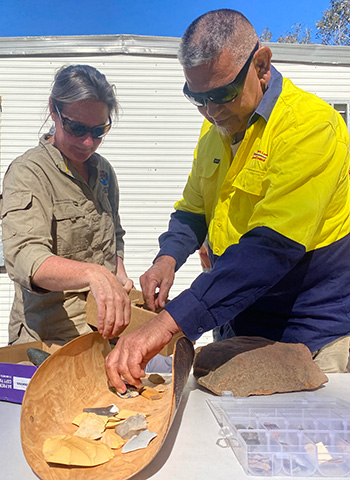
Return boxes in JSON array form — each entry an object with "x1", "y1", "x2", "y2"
[{"x1": 194, "y1": 336, "x2": 328, "y2": 397}]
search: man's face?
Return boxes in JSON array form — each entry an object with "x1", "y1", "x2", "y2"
[{"x1": 184, "y1": 47, "x2": 265, "y2": 137}]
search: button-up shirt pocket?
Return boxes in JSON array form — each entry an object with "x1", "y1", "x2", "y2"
[
  {"x1": 52, "y1": 200, "x2": 88, "y2": 256},
  {"x1": 232, "y1": 167, "x2": 266, "y2": 197},
  {"x1": 1, "y1": 191, "x2": 33, "y2": 240},
  {"x1": 197, "y1": 156, "x2": 224, "y2": 222}
]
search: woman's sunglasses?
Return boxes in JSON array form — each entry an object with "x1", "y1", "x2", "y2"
[
  {"x1": 183, "y1": 41, "x2": 260, "y2": 107},
  {"x1": 55, "y1": 106, "x2": 112, "y2": 139}
]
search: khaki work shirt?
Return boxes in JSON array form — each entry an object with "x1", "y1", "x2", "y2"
[{"x1": 0, "y1": 135, "x2": 125, "y2": 344}]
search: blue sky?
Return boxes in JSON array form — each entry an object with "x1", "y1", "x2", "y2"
[{"x1": 1, "y1": 0, "x2": 332, "y2": 42}]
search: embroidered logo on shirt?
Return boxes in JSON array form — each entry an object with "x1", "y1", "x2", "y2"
[
  {"x1": 213, "y1": 158, "x2": 221, "y2": 164},
  {"x1": 99, "y1": 170, "x2": 109, "y2": 186},
  {"x1": 252, "y1": 150, "x2": 268, "y2": 162}
]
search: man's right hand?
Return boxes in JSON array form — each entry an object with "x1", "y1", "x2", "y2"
[
  {"x1": 105, "y1": 310, "x2": 180, "y2": 392},
  {"x1": 139, "y1": 255, "x2": 176, "y2": 311}
]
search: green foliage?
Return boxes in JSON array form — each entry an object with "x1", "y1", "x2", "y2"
[
  {"x1": 316, "y1": 0, "x2": 350, "y2": 45},
  {"x1": 277, "y1": 23, "x2": 312, "y2": 44},
  {"x1": 260, "y1": 26, "x2": 273, "y2": 42}
]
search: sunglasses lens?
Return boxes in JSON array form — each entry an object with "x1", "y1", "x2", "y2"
[
  {"x1": 62, "y1": 118, "x2": 112, "y2": 138},
  {"x1": 183, "y1": 42, "x2": 258, "y2": 108},
  {"x1": 183, "y1": 84, "x2": 238, "y2": 107},
  {"x1": 210, "y1": 86, "x2": 239, "y2": 104},
  {"x1": 92, "y1": 123, "x2": 112, "y2": 139},
  {"x1": 63, "y1": 119, "x2": 88, "y2": 137},
  {"x1": 183, "y1": 84, "x2": 206, "y2": 107},
  {"x1": 57, "y1": 105, "x2": 112, "y2": 139},
  {"x1": 184, "y1": 93, "x2": 206, "y2": 107}
]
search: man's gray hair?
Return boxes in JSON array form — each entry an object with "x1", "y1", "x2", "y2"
[
  {"x1": 50, "y1": 64, "x2": 119, "y2": 118},
  {"x1": 178, "y1": 9, "x2": 258, "y2": 68}
]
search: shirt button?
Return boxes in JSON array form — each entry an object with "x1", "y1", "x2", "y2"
[
  {"x1": 217, "y1": 222, "x2": 222, "y2": 227},
  {"x1": 198, "y1": 327, "x2": 204, "y2": 333}
]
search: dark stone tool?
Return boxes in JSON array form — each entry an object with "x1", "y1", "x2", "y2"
[{"x1": 26, "y1": 348, "x2": 51, "y2": 366}]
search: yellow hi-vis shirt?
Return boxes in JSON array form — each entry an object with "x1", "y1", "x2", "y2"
[{"x1": 175, "y1": 78, "x2": 350, "y2": 256}]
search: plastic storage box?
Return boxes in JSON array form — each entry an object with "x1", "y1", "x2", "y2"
[{"x1": 208, "y1": 393, "x2": 350, "y2": 477}]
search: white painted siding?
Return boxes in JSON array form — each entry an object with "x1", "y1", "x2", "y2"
[
  {"x1": 0, "y1": 52, "x2": 206, "y2": 346},
  {"x1": 275, "y1": 63, "x2": 350, "y2": 99},
  {"x1": 0, "y1": 36, "x2": 350, "y2": 347}
]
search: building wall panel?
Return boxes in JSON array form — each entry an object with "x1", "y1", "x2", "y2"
[{"x1": 0, "y1": 37, "x2": 349, "y2": 348}]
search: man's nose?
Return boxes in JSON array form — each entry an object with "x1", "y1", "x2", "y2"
[{"x1": 205, "y1": 100, "x2": 224, "y2": 118}]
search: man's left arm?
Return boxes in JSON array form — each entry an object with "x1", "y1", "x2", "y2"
[
  {"x1": 165, "y1": 226, "x2": 306, "y2": 339},
  {"x1": 167, "y1": 113, "x2": 350, "y2": 339}
]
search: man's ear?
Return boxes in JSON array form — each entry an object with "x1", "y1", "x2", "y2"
[{"x1": 253, "y1": 46, "x2": 272, "y2": 87}]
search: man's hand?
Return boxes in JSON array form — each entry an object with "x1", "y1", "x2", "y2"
[
  {"x1": 139, "y1": 255, "x2": 176, "y2": 311},
  {"x1": 105, "y1": 310, "x2": 181, "y2": 393}
]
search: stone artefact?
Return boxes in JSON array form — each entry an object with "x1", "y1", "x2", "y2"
[
  {"x1": 115, "y1": 414, "x2": 147, "y2": 439},
  {"x1": 121, "y1": 430, "x2": 157, "y2": 454},
  {"x1": 43, "y1": 435, "x2": 114, "y2": 466},
  {"x1": 26, "y1": 348, "x2": 51, "y2": 366},
  {"x1": 193, "y1": 336, "x2": 328, "y2": 397},
  {"x1": 83, "y1": 404, "x2": 119, "y2": 417}
]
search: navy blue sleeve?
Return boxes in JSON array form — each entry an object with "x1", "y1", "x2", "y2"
[
  {"x1": 154, "y1": 210, "x2": 207, "y2": 271},
  {"x1": 165, "y1": 226, "x2": 306, "y2": 340}
]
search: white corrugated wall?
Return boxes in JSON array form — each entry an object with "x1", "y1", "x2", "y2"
[
  {"x1": 0, "y1": 37, "x2": 350, "y2": 347},
  {"x1": 0, "y1": 52, "x2": 207, "y2": 346}
]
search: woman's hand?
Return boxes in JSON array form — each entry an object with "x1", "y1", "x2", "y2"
[
  {"x1": 87, "y1": 265, "x2": 131, "y2": 339},
  {"x1": 31, "y1": 256, "x2": 131, "y2": 339},
  {"x1": 116, "y1": 256, "x2": 134, "y2": 293}
]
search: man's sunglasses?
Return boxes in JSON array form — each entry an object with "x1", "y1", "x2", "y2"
[
  {"x1": 183, "y1": 41, "x2": 260, "y2": 107},
  {"x1": 55, "y1": 106, "x2": 112, "y2": 139}
]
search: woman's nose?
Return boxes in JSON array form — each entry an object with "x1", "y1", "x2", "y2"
[{"x1": 81, "y1": 133, "x2": 94, "y2": 146}]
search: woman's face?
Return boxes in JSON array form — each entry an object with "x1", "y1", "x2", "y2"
[{"x1": 51, "y1": 99, "x2": 110, "y2": 165}]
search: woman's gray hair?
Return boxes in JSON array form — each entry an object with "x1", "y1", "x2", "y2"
[
  {"x1": 50, "y1": 64, "x2": 118, "y2": 118},
  {"x1": 178, "y1": 9, "x2": 258, "y2": 68}
]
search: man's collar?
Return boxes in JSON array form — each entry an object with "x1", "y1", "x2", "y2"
[{"x1": 247, "y1": 65, "x2": 283, "y2": 128}]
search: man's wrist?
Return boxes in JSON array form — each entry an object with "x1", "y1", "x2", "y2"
[
  {"x1": 154, "y1": 255, "x2": 176, "y2": 268},
  {"x1": 154, "y1": 309, "x2": 181, "y2": 336}
]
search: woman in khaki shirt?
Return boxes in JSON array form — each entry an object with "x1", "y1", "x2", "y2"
[{"x1": 1, "y1": 64, "x2": 132, "y2": 345}]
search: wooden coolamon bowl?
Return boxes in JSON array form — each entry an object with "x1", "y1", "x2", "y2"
[{"x1": 21, "y1": 332, "x2": 194, "y2": 480}]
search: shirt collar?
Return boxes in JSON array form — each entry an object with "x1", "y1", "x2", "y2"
[
  {"x1": 40, "y1": 134, "x2": 67, "y2": 172},
  {"x1": 39, "y1": 133, "x2": 99, "y2": 172},
  {"x1": 247, "y1": 65, "x2": 283, "y2": 128}
]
